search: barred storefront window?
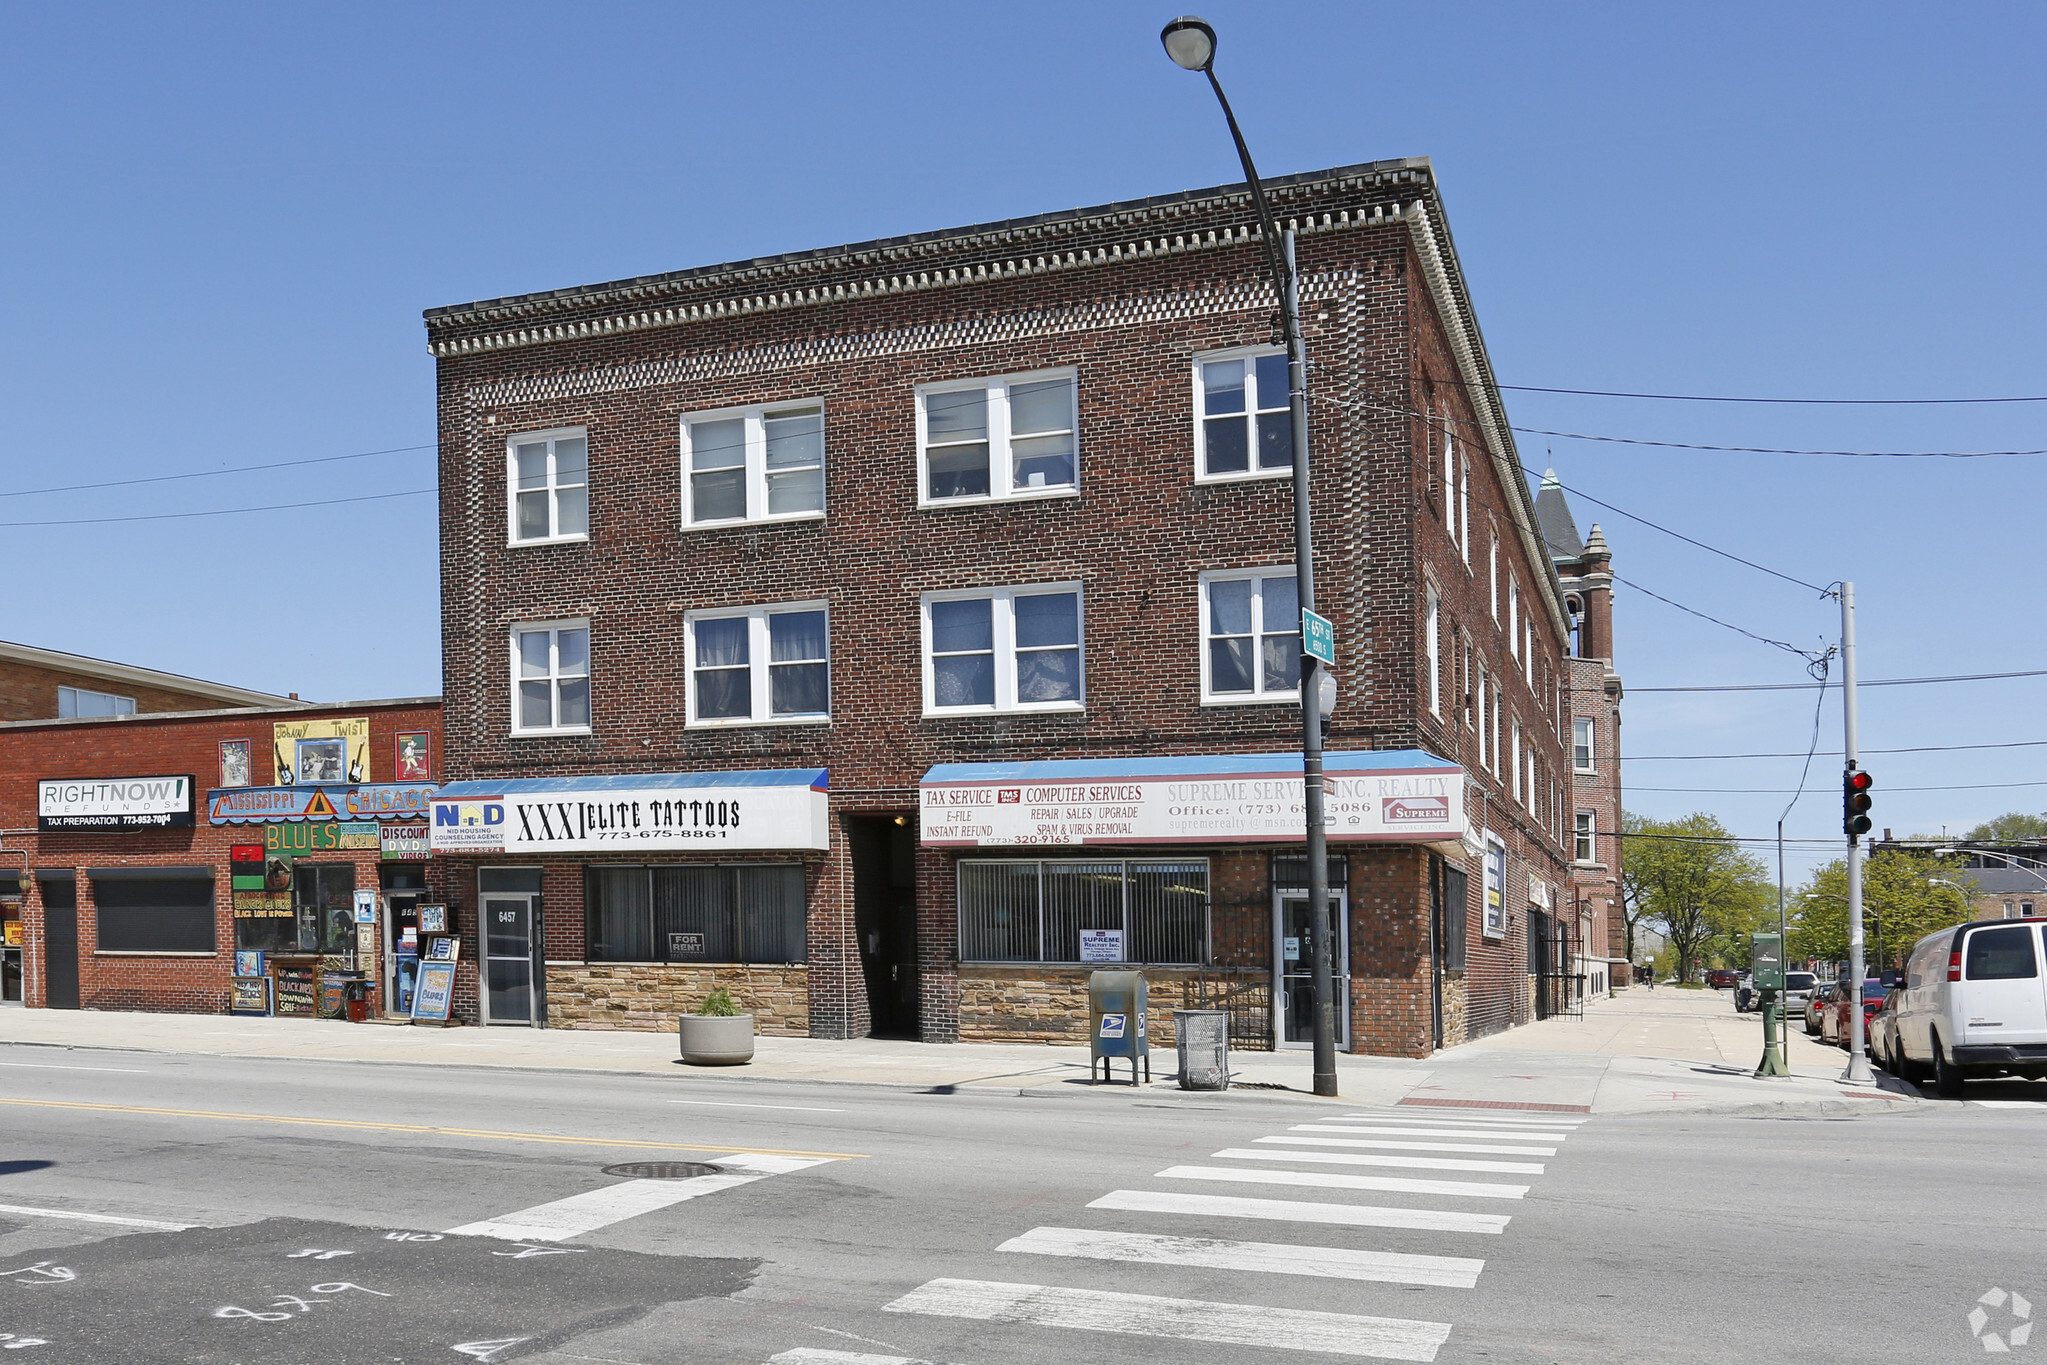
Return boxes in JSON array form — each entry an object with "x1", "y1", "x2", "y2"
[
  {"x1": 586, "y1": 865, "x2": 806, "y2": 964},
  {"x1": 958, "y1": 860, "x2": 1209, "y2": 965}
]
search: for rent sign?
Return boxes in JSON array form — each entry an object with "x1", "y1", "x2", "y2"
[{"x1": 38, "y1": 776, "x2": 194, "y2": 830}]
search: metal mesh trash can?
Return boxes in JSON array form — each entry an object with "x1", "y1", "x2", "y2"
[{"x1": 1175, "y1": 1009, "x2": 1230, "y2": 1091}]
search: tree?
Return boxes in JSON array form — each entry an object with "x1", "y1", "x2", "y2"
[
  {"x1": 1964, "y1": 812, "x2": 2047, "y2": 844},
  {"x1": 1790, "y1": 850, "x2": 1975, "y2": 971},
  {"x1": 1621, "y1": 812, "x2": 1773, "y2": 981}
]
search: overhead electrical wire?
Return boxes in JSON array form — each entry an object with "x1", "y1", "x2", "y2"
[
  {"x1": 1632, "y1": 668, "x2": 2047, "y2": 693},
  {"x1": 0, "y1": 488, "x2": 434, "y2": 528},
  {"x1": 1614, "y1": 738, "x2": 2047, "y2": 762},
  {"x1": 0, "y1": 444, "x2": 434, "y2": 500},
  {"x1": 1496, "y1": 384, "x2": 2047, "y2": 406}
]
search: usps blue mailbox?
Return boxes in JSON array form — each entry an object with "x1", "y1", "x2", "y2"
[{"x1": 1089, "y1": 970, "x2": 1149, "y2": 1085}]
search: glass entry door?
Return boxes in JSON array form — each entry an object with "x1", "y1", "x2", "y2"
[
  {"x1": 483, "y1": 895, "x2": 536, "y2": 1025},
  {"x1": 1275, "y1": 889, "x2": 1349, "y2": 1049}
]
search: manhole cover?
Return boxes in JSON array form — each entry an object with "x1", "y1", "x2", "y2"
[{"x1": 601, "y1": 1161, "x2": 724, "y2": 1180}]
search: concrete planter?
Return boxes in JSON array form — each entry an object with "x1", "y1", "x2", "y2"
[{"x1": 678, "y1": 1013, "x2": 755, "y2": 1066}]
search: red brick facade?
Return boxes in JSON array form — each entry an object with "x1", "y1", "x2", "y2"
[
  {"x1": 0, "y1": 642, "x2": 295, "y2": 722},
  {"x1": 424, "y1": 159, "x2": 1574, "y2": 1057}
]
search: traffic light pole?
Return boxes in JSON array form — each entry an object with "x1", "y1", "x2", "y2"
[{"x1": 1841, "y1": 581, "x2": 1874, "y2": 1084}]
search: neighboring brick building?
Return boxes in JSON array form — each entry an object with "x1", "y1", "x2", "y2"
[
  {"x1": 1538, "y1": 471, "x2": 1627, "y2": 997},
  {"x1": 1, "y1": 700, "x2": 443, "y2": 1018},
  {"x1": 423, "y1": 158, "x2": 1579, "y2": 1057},
  {"x1": 0, "y1": 638, "x2": 299, "y2": 722}
]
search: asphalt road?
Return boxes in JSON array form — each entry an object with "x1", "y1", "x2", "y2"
[{"x1": 0, "y1": 1042, "x2": 2040, "y2": 1364}]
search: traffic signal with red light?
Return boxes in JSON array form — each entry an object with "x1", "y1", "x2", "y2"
[{"x1": 1844, "y1": 766, "x2": 1874, "y2": 839}]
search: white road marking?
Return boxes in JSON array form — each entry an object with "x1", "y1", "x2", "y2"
[
  {"x1": 883, "y1": 1278, "x2": 1453, "y2": 1361},
  {"x1": 769, "y1": 1352, "x2": 944, "y2": 1365},
  {"x1": 444, "y1": 1153, "x2": 834, "y2": 1241},
  {"x1": 667, "y1": 1101, "x2": 846, "y2": 1113},
  {"x1": 0, "y1": 1202, "x2": 194, "y2": 1231},
  {"x1": 1215, "y1": 1146, "x2": 1545, "y2": 1175},
  {"x1": 0, "y1": 1062, "x2": 150, "y2": 1074},
  {"x1": 1303, "y1": 1124, "x2": 1573, "y2": 1142},
  {"x1": 1365, "y1": 1111, "x2": 1586, "y2": 1125},
  {"x1": 999, "y1": 1225, "x2": 1485, "y2": 1288},
  {"x1": 1971, "y1": 1100, "x2": 2047, "y2": 1108},
  {"x1": 1271, "y1": 1133, "x2": 1558, "y2": 1156},
  {"x1": 1089, "y1": 1188, "x2": 1509, "y2": 1234},
  {"x1": 1157, "y1": 1163, "x2": 1529, "y2": 1200}
]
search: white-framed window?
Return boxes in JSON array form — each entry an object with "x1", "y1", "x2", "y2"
[
  {"x1": 681, "y1": 402, "x2": 826, "y2": 527},
  {"x1": 1458, "y1": 432, "x2": 1471, "y2": 565},
  {"x1": 1511, "y1": 719, "x2": 1524, "y2": 806},
  {"x1": 1463, "y1": 641, "x2": 1474, "y2": 729},
  {"x1": 1508, "y1": 580, "x2": 1521, "y2": 659},
  {"x1": 1200, "y1": 568, "x2": 1301, "y2": 703},
  {"x1": 1439, "y1": 411, "x2": 1458, "y2": 549},
  {"x1": 684, "y1": 602, "x2": 830, "y2": 727},
  {"x1": 58, "y1": 685, "x2": 136, "y2": 719},
  {"x1": 1490, "y1": 691, "x2": 1502, "y2": 776},
  {"x1": 507, "y1": 427, "x2": 589, "y2": 544},
  {"x1": 1574, "y1": 718, "x2": 1595, "y2": 772},
  {"x1": 1488, "y1": 536, "x2": 1499, "y2": 618},
  {"x1": 1425, "y1": 588, "x2": 1442, "y2": 716},
  {"x1": 922, "y1": 584, "x2": 1084, "y2": 714},
  {"x1": 1195, "y1": 347, "x2": 1292, "y2": 480},
  {"x1": 511, "y1": 621, "x2": 591, "y2": 735},
  {"x1": 917, "y1": 370, "x2": 1077, "y2": 505},
  {"x1": 1474, "y1": 665, "x2": 1490, "y2": 770}
]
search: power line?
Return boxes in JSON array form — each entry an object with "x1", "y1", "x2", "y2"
[
  {"x1": 1498, "y1": 384, "x2": 2047, "y2": 407},
  {"x1": 1617, "y1": 739, "x2": 2047, "y2": 762},
  {"x1": 1621, "y1": 780, "x2": 2047, "y2": 795},
  {"x1": 1611, "y1": 571, "x2": 1829, "y2": 663},
  {"x1": 1633, "y1": 668, "x2": 2047, "y2": 694},
  {"x1": 1512, "y1": 425, "x2": 2047, "y2": 459},
  {"x1": 0, "y1": 488, "x2": 434, "y2": 528},
  {"x1": 0, "y1": 444, "x2": 434, "y2": 500}
]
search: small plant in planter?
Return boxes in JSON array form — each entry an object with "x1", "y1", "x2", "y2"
[{"x1": 678, "y1": 986, "x2": 755, "y2": 1066}]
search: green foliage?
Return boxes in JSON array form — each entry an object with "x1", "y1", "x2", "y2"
[
  {"x1": 1790, "y1": 851, "x2": 1975, "y2": 969},
  {"x1": 697, "y1": 987, "x2": 740, "y2": 1017},
  {"x1": 1620, "y1": 812, "x2": 1773, "y2": 981},
  {"x1": 1965, "y1": 812, "x2": 2047, "y2": 843}
]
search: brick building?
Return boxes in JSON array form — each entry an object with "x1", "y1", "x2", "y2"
[
  {"x1": 1, "y1": 699, "x2": 443, "y2": 1017},
  {"x1": 0, "y1": 638, "x2": 298, "y2": 722},
  {"x1": 1539, "y1": 472, "x2": 1627, "y2": 996},
  {"x1": 423, "y1": 158, "x2": 1579, "y2": 1056}
]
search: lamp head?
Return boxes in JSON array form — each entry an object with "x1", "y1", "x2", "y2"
[{"x1": 1161, "y1": 15, "x2": 1216, "y2": 71}]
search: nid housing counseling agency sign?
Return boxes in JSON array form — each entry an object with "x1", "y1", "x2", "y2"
[{"x1": 38, "y1": 776, "x2": 195, "y2": 830}]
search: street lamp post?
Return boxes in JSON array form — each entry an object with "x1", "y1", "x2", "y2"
[
  {"x1": 1933, "y1": 847, "x2": 2047, "y2": 913},
  {"x1": 1162, "y1": 15, "x2": 1337, "y2": 1097}
]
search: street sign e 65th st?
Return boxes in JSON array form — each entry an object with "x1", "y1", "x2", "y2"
[{"x1": 1302, "y1": 609, "x2": 1335, "y2": 667}]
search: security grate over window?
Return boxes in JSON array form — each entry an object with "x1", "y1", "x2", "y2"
[{"x1": 958, "y1": 860, "x2": 1209, "y2": 965}]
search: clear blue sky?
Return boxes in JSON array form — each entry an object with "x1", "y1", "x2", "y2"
[{"x1": 4, "y1": 1, "x2": 2043, "y2": 877}]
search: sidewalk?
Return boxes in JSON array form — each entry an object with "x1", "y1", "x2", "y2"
[{"x1": 0, "y1": 987, "x2": 1920, "y2": 1116}]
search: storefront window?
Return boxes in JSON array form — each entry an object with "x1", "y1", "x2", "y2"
[
  {"x1": 586, "y1": 865, "x2": 806, "y2": 964},
  {"x1": 90, "y1": 869, "x2": 215, "y2": 953},
  {"x1": 958, "y1": 860, "x2": 1209, "y2": 965},
  {"x1": 293, "y1": 863, "x2": 356, "y2": 954}
]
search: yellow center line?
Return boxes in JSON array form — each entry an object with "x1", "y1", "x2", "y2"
[{"x1": 0, "y1": 1096, "x2": 869, "y2": 1161}]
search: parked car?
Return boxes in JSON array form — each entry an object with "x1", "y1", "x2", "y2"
[
  {"x1": 1891, "y1": 918, "x2": 2047, "y2": 1097},
  {"x1": 1826, "y1": 979, "x2": 1888, "y2": 1050},
  {"x1": 1706, "y1": 968, "x2": 1739, "y2": 990},
  {"x1": 1806, "y1": 981, "x2": 1841, "y2": 1035},
  {"x1": 1781, "y1": 970, "x2": 1819, "y2": 1017},
  {"x1": 1868, "y1": 984, "x2": 1907, "y2": 1069}
]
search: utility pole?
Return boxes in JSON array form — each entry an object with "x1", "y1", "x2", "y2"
[{"x1": 1840, "y1": 582, "x2": 1874, "y2": 1084}]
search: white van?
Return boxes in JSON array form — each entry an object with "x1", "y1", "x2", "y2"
[{"x1": 1891, "y1": 918, "x2": 2047, "y2": 1096}]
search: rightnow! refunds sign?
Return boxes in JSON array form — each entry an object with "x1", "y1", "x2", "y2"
[{"x1": 38, "y1": 776, "x2": 195, "y2": 830}]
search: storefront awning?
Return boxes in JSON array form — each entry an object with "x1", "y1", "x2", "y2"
[
  {"x1": 429, "y1": 769, "x2": 829, "y2": 855},
  {"x1": 919, "y1": 750, "x2": 1464, "y2": 847}
]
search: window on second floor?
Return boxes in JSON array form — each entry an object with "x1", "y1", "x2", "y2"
[
  {"x1": 1196, "y1": 348, "x2": 1291, "y2": 480},
  {"x1": 1200, "y1": 569, "x2": 1300, "y2": 703},
  {"x1": 58, "y1": 685, "x2": 135, "y2": 719},
  {"x1": 1573, "y1": 718, "x2": 1596, "y2": 772},
  {"x1": 1576, "y1": 811, "x2": 1596, "y2": 863},
  {"x1": 508, "y1": 428, "x2": 588, "y2": 544},
  {"x1": 682, "y1": 403, "x2": 825, "y2": 527},
  {"x1": 685, "y1": 603, "x2": 830, "y2": 726},
  {"x1": 512, "y1": 622, "x2": 591, "y2": 735},
  {"x1": 922, "y1": 585, "x2": 1084, "y2": 714},
  {"x1": 918, "y1": 372, "x2": 1077, "y2": 505},
  {"x1": 1425, "y1": 590, "x2": 1442, "y2": 717}
]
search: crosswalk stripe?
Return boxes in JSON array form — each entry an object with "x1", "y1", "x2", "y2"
[
  {"x1": 883, "y1": 1278, "x2": 1453, "y2": 1361},
  {"x1": 0, "y1": 1202, "x2": 196, "y2": 1232},
  {"x1": 1971, "y1": 1100, "x2": 2047, "y2": 1108},
  {"x1": 1088, "y1": 1188, "x2": 1510, "y2": 1234},
  {"x1": 1304, "y1": 1124, "x2": 1573, "y2": 1142},
  {"x1": 1352, "y1": 1112, "x2": 1587, "y2": 1126},
  {"x1": 999, "y1": 1225, "x2": 1485, "y2": 1288},
  {"x1": 767, "y1": 1351, "x2": 944, "y2": 1365},
  {"x1": 1215, "y1": 1146, "x2": 1545, "y2": 1174},
  {"x1": 1157, "y1": 1163, "x2": 1529, "y2": 1200},
  {"x1": 1271, "y1": 1133, "x2": 1558, "y2": 1157},
  {"x1": 444, "y1": 1153, "x2": 835, "y2": 1241}
]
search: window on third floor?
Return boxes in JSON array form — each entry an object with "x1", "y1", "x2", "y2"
[
  {"x1": 508, "y1": 428, "x2": 589, "y2": 545},
  {"x1": 681, "y1": 402, "x2": 826, "y2": 527},
  {"x1": 1195, "y1": 347, "x2": 1292, "y2": 481},
  {"x1": 917, "y1": 371, "x2": 1078, "y2": 505}
]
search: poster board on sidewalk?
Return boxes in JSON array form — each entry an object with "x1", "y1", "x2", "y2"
[
  {"x1": 273, "y1": 965, "x2": 318, "y2": 1016},
  {"x1": 229, "y1": 976, "x2": 272, "y2": 1016},
  {"x1": 411, "y1": 962, "x2": 456, "y2": 1024}
]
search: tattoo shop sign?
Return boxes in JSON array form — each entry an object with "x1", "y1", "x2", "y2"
[
  {"x1": 429, "y1": 781, "x2": 829, "y2": 854},
  {"x1": 39, "y1": 775, "x2": 194, "y2": 830},
  {"x1": 919, "y1": 757, "x2": 1466, "y2": 848}
]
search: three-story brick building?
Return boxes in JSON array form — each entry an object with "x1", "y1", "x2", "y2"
[{"x1": 422, "y1": 158, "x2": 1578, "y2": 1057}]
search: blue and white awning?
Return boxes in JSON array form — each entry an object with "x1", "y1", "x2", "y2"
[
  {"x1": 919, "y1": 750, "x2": 1463, "y2": 847},
  {"x1": 430, "y1": 769, "x2": 828, "y2": 854}
]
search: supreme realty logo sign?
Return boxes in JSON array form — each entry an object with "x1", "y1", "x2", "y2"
[{"x1": 39, "y1": 776, "x2": 195, "y2": 830}]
